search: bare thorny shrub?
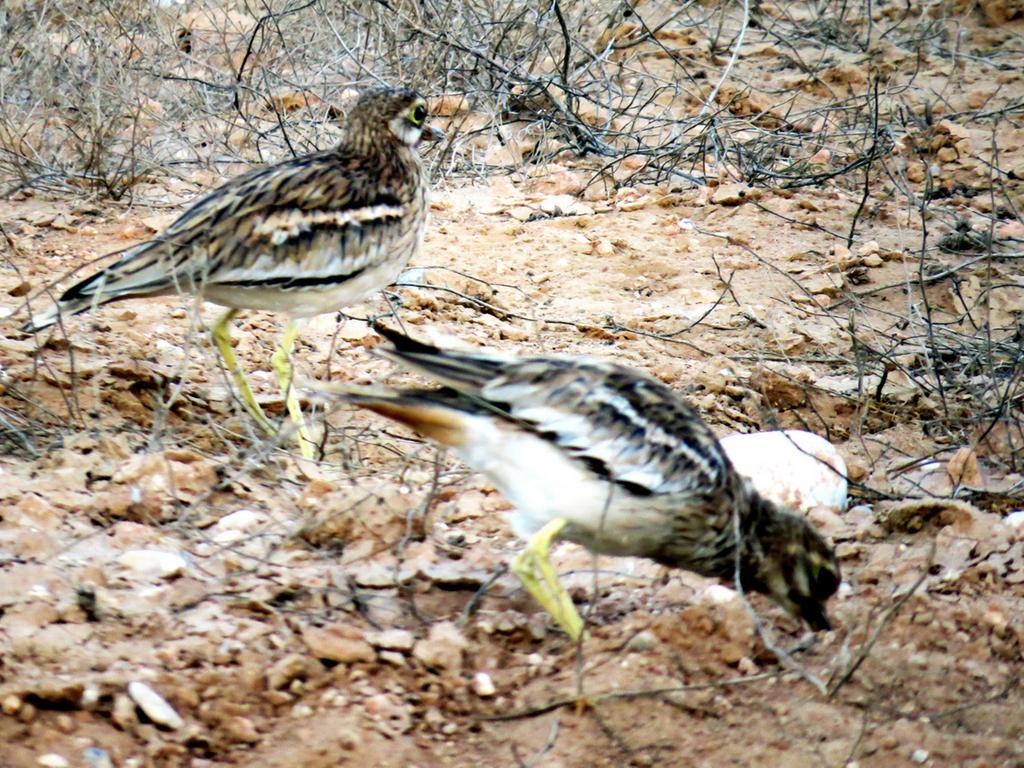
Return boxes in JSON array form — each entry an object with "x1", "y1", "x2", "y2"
[{"x1": 2, "y1": 0, "x2": 1020, "y2": 466}]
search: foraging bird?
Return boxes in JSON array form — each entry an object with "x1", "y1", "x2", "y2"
[
  {"x1": 326, "y1": 328, "x2": 840, "y2": 641},
  {"x1": 22, "y1": 86, "x2": 440, "y2": 458}
]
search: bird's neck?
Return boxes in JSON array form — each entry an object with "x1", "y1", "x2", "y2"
[
  {"x1": 727, "y1": 476, "x2": 782, "y2": 588},
  {"x1": 344, "y1": 132, "x2": 416, "y2": 167},
  {"x1": 738, "y1": 481, "x2": 780, "y2": 537},
  {"x1": 679, "y1": 474, "x2": 769, "y2": 584}
]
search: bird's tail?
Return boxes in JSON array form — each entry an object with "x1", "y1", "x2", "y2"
[
  {"x1": 22, "y1": 240, "x2": 192, "y2": 333},
  {"x1": 371, "y1": 325, "x2": 507, "y2": 392},
  {"x1": 310, "y1": 380, "x2": 472, "y2": 448},
  {"x1": 23, "y1": 271, "x2": 123, "y2": 333}
]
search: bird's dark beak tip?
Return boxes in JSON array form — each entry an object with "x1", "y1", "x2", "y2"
[
  {"x1": 806, "y1": 607, "x2": 832, "y2": 632},
  {"x1": 422, "y1": 124, "x2": 446, "y2": 143}
]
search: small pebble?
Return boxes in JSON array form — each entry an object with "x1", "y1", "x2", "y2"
[
  {"x1": 112, "y1": 694, "x2": 136, "y2": 728},
  {"x1": 302, "y1": 625, "x2": 375, "y2": 664},
  {"x1": 526, "y1": 614, "x2": 548, "y2": 641},
  {"x1": 910, "y1": 749, "x2": 929, "y2": 764},
  {"x1": 412, "y1": 622, "x2": 468, "y2": 671},
  {"x1": 223, "y1": 715, "x2": 260, "y2": 743},
  {"x1": 337, "y1": 726, "x2": 361, "y2": 751},
  {"x1": 364, "y1": 629, "x2": 415, "y2": 652},
  {"x1": 117, "y1": 550, "x2": 187, "y2": 578},
  {"x1": 701, "y1": 584, "x2": 739, "y2": 604},
  {"x1": 127, "y1": 681, "x2": 184, "y2": 730},
  {"x1": 37, "y1": 755, "x2": 69, "y2": 768},
  {"x1": 319, "y1": 689, "x2": 346, "y2": 707},
  {"x1": 2, "y1": 694, "x2": 21, "y2": 715},
  {"x1": 625, "y1": 630, "x2": 659, "y2": 652},
  {"x1": 379, "y1": 650, "x2": 406, "y2": 667},
  {"x1": 213, "y1": 509, "x2": 264, "y2": 531},
  {"x1": 471, "y1": 672, "x2": 496, "y2": 697},
  {"x1": 857, "y1": 240, "x2": 880, "y2": 256},
  {"x1": 266, "y1": 654, "x2": 309, "y2": 690},
  {"x1": 83, "y1": 748, "x2": 114, "y2": 768},
  {"x1": 80, "y1": 682, "x2": 101, "y2": 709},
  {"x1": 737, "y1": 656, "x2": 759, "y2": 675},
  {"x1": 27, "y1": 584, "x2": 54, "y2": 601},
  {"x1": 539, "y1": 194, "x2": 593, "y2": 216}
]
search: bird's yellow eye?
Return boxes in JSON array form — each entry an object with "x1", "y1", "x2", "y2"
[{"x1": 409, "y1": 103, "x2": 427, "y2": 126}]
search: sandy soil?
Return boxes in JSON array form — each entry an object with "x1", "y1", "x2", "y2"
[{"x1": 2, "y1": 4, "x2": 1024, "y2": 768}]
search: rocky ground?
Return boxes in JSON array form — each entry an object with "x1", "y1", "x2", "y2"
[{"x1": 1, "y1": 1, "x2": 1024, "y2": 767}]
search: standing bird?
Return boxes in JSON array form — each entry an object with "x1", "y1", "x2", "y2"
[
  {"x1": 325, "y1": 328, "x2": 840, "y2": 641},
  {"x1": 22, "y1": 86, "x2": 440, "y2": 458}
]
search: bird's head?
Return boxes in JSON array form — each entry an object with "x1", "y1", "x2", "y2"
[
  {"x1": 346, "y1": 86, "x2": 444, "y2": 148},
  {"x1": 741, "y1": 504, "x2": 840, "y2": 631}
]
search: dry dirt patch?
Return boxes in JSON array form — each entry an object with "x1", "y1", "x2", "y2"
[{"x1": 2, "y1": 1, "x2": 1024, "y2": 766}]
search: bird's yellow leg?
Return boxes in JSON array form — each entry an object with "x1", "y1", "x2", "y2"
[
  {"x1": 212, "y1": 309, "x2": 275, "y2": 435},
  {"x1": 270, "y1": 319, "x2": 313, "y2": 459},
  {"x1": 512, "y1": 518, "x2": 584, "y2": 642}
]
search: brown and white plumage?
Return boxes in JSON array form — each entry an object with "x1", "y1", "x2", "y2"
[
  {"x1": 23, "y1": 86, "x2": 435, "y2": 331},
  {"x1": 22, "y1": 87, "x2": 439, "y2": 457},
  {"x1": 334, "y1": 328, "x2": 840, "y2": 634}
]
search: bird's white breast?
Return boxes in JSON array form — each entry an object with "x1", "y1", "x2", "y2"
[{"x1": 452, "y1": 414, "x2": 668, "y2": 552}]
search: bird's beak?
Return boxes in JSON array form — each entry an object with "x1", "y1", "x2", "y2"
[
  {"x1": 420, "y1": 124, "x2": 446, "y2": 143},
  {"x1": 798, "y1": 599, "x2": 832, "y2": 632}
]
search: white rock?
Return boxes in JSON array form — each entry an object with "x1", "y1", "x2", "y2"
[
  {"x1": 153, "y1": 339, "x2": 185, "y2": 365},
  {"x1": 364, "y1": 629, "x2": 416, "y2": 652},
  {"x1": 80, "y1": 682, "x2": 101, "y2": 709},
  {"x1": 83, "y1": 748, "x2": 114, "y2": 768},
  {"x1": 538, "y1": 194, "x2": 593, "y2": 217},
  {"x1": 127, "y1": 681, "x2": 184, "y2": 730},
  {"x1": 699, "y1": 584, "x2": 739, "y2": 605},
  {"x1": 36, "y1": 755, "x2": 69, "y2": 768},
  {"x1": 412, "y1": 621, "x2": 468, "y2": 671},
  {"x1": 721, "y1": 430, "x2": 848, "y2": 513},
  {"x1": 209, "y1": 509, "x2": 268, "y2": 544},
  {"x1": 471, "y1": 672, "x2": 496, "y2": 697},
  {"x1": 111, "y1": 694, "x2": 137, "y2": 728},
  {"x1": 27, "y1": 584, "x2": 54, "y2": 601},
  {"x1": 214, "y1": 509, "x2": 264, "y2": 531},
  {"x1": 625, "y1": 630, "x2": 659, "y2": 652},
  {"x1": 910, "y1": 748, "x2": 929, "y2": 764},
  {"x1": 117, "y1": 550, "x2": 188, "y2": 578},
  {"x1": 1004, "y1": 510, "x2": 1024, "y2": 529},
  {"x1": 398, "y1": 267, "x2": 428, "y2": 284},
  {"x1": 379, "y1": 650, "x2": 406, "y2": 667},
  {"x1": 2, "y1": 694, "x2": 21, "y2": 715}
]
